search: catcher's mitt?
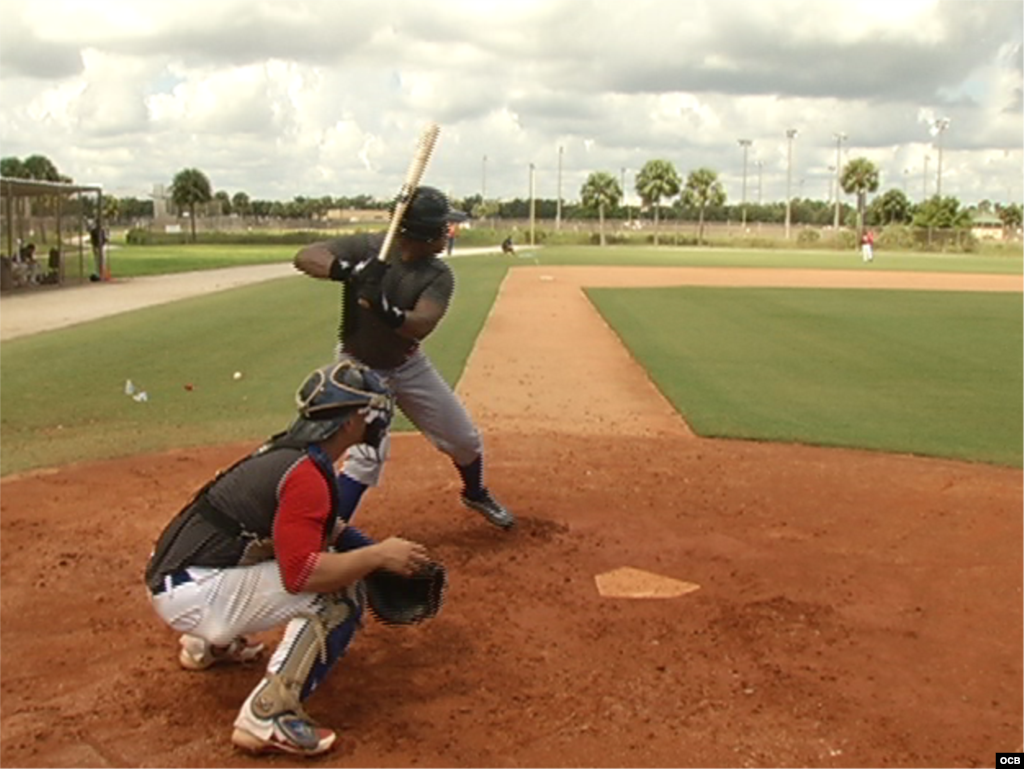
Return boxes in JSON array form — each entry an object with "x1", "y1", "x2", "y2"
[{"x1": 364, "y1": 562, "x2": 446, "y2": 626}]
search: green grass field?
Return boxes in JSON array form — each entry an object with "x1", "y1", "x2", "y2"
[
  {"x1": 2, "y1": 245, "x2": 1020, "y2": 475},
  {"x1": 525, "y1": 245, "x2": 1023, "y2": 274},
  {"x1": 0, "y1": 256, "x2": 508, "y2": 475},
  {"x1": 588, "y1": 286, "x2": 1023, "y2": 466}
]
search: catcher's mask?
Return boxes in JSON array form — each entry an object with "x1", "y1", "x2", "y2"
[
  {"x1": 287, "y1": 361, "x2": 394, "y2": 449},
  {"x1": 398, "y1": 186, "x2": 461, "y2": 242}
]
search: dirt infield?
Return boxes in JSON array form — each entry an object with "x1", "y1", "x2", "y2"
[{"x1": 1, "y1": 267, "x2": 1021, "y2": 767}]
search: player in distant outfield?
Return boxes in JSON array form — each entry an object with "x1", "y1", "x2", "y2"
[{"x1": 293, "y1": 186, "x2": 515, "y2": 531}]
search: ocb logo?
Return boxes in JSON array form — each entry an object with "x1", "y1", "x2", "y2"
[{"x1": 999, "y1": 757, "x2": 1021, "y2": 765}]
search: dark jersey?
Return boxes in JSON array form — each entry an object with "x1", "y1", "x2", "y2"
[
  {"x1": 144, "y1": 445, "x2": 340, "y2": 594},
  {"x1": 323, "y1": 231, "x2": 455, "y2": 369}
]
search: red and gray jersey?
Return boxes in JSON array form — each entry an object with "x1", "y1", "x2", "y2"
[
  {"x1": 144, "y1": 445, "x2": 339, "y2": 595},
  {"x1": 323, "y1": 231, "x2": 455, "y2": 369}
]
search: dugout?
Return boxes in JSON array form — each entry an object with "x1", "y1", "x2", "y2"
[{"x1": 0, "y1": 176, "x2": 104, "y2": 292}]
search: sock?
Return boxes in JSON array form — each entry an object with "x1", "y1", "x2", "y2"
[
  {"x1": 336, "y1": 474, "x2": 368, "y2": 523},
  {"x1": 455, "y1": 455, "x2": 484, "y2": 499}
]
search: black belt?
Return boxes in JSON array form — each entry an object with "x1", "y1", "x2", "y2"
[{"x1": 152, "y1": 570, "x2": 193, "y2": 596}]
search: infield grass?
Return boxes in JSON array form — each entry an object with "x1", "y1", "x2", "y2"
[
  {"x1": 588, "y1": 286, "x2": 1023, "y2": 466},
  {"x1": 0, "y1": 256, "x2": 508, "y2": 475}
]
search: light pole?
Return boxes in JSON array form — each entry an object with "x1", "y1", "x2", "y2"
[
  {"x1": 738, "y1": 139, "x2": 752, "y2": 227},
  {"x1": 933, "y1": 117, "x2": 951, "y2": 198},
  {"x1": 828, "y1": 166, "x2": 836, "y2": 203},
  {"x1": 755, "y1": 160, "x2": 764, "y2": 204},
  {"x1": 556, "y1": 146, "x2": 563, "y2": 231},
  {"x1": 832, "y1": 132, "x2": 846, "y2": 229},
  {"x1": 785, "y1": 129, "x2": 798, "y2": 239},
  {"x1": 529, "y1": 162, "x2": 536, "y2": 247},
  {"x1": 620, "y1": 167, "x2": 628, "y2": 223}
]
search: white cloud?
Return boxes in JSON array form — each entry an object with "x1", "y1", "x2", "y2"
[{"x1": 0, "y1": 0, "x2": 1020, "y2": 205}]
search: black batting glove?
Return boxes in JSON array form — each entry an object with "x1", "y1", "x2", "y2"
[
  {"x1": 374, "y1": 294, "x2": 406, "y2": 329},
  {"x1": 351, "y1": 258, "x2": 388, "y2": 286},
  {"x1": 328, "y1": 257, "x2": 355, "y2": 282}
]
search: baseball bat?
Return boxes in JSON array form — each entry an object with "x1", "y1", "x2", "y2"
[{"x1": 375, "y1": 121, "x2": 441, "y2": 263}]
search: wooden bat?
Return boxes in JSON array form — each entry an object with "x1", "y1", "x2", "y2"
[{"x1": 375, "y1": 121, "x2": 441, "y2": 263}]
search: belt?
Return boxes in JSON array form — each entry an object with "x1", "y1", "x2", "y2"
[{"x1": 151, "y1": 570, "x2": 193, "y2": 596}]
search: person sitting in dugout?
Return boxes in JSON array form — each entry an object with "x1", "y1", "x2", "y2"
[{"x1": 144, "y1": 360, "x2": 445, "y2": 756}]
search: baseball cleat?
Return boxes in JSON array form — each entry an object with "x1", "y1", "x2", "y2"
[
  {"x1": 232, "y1": 712, "x2": 336, "y2": 756},
  {"x1": 461, "y1": 489, "x2": 516, "y2": 529},
  {"x1": 178, "y1": 634, "x2": 265, "y2": 671}
]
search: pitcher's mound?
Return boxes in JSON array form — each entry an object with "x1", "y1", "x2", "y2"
[{"x1": 594, "y1": 566, "x2": 701, "y2": 598}]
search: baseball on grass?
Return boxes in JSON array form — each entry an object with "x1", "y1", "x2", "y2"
[{"x1": 233, "y1": 371, "x2": 243, "y2": 380}]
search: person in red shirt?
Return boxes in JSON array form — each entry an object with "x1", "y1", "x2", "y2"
[
  {"x1": 861, "y1": 229, "x2": 875, "y2": 263},
  {"x1": 144, "y1": 360, "x2": 433, "y2": 756}
]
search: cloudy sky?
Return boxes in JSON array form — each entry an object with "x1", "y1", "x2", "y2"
[{"x1": 1, "y1": 0, "x2": 1021, "y2": 208}]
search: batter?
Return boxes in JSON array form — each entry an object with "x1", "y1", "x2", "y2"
[{"x1": 293, "y1": 186, "x2": 515, "y2": 530}]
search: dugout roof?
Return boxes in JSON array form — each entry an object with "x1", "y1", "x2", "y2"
[{"x1": 0, "y1": 177, "x2": 103, "y2": 198}]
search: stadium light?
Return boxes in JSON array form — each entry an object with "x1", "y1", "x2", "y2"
[
  {"x1": 785, "y1": 129, "x2": 798, "y2": 239},
  {"x1": 832, "y1": 132, "x2": 847, "y2": 229},
  {"x1": 933, "y1": 117, "x2": 951, "y2": 198},
  {"x1": 556, "y1": 146, "x2": 563, "y2": 231},
  {"x1": 738, "y1": 139, "x2": 752, "y2": 227},
  {"x1": 529, "y1": 162, "x2": 536, "y2": 247}
]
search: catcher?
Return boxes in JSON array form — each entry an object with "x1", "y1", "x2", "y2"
[{"x1": 144, "y1": 360, "x2": 446, "y2": 756}]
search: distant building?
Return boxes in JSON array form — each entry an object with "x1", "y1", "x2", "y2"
[{"x1": 969, "y1": 211, "x2": 1005, "y2": 241}]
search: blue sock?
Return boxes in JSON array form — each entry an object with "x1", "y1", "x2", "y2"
[
  {"x1": 337, "y1": 474, "x2": 368, "y2": 523},
  {"x1": 455, "y1": 455, "x2": 483, "y2": 498}
]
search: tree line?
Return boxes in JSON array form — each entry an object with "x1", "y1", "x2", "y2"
[{"x1": 4, "y1": 154, "x2": 1022, "y2": 246}]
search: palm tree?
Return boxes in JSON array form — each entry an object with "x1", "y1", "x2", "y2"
[
  {"x1": 580, "y1": 172, "x2": 623, "y2": 246},
  {"x1": 840, "y1": 158, "x2": 880, "y2": 238},
  {"x1": 171, "y1": 168, "x2": 213, "y2": 242},
  {"x1": 681, "y1": 168, "x2": 727, "y2": 244},
  {"x1": 635, "y1": 159, "x2": 681, "y2": 245},
  {"x1": 231, "y1": 191, "x2": 251, "y2": 220}
]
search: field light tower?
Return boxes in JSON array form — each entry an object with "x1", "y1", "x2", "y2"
[
  {"x1": 755, "y1": 160, "x2": 764, "y2": 204},
  {"x1": 785, "y1": 129, "x2": 798, "y2": 240},
  {"x1": 529, "y1": 162, "x2": 536, "y2": 247},
  {"x1": 832, "y1": 132, "x2": 846, "y2": 229},
  {"x1": 933, "y1": 117, "x2": 951, "y2": 198},
  {"x1": 738, "y1": 139, "x2": 752, "y2": 227},
  {"x1": 556, "y1": 146, "x2": 563, "y2": 230},
  {"x1": 621, "y1": 167, "x2": 628, "y2": 222}
]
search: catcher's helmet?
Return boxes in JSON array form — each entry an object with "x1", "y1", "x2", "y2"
[
  {"x1": 287, "y1": 360, "x2": 394, "y2": 447},
  {"x1": 399, "y1": 186, "x2": 459, "y2": 241}
]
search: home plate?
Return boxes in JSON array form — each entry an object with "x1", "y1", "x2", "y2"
[
  {"x1": 595, "y1": 567, "x2": 701, "y2": 599},
  {"x1": 539, "y1": 274, "x2": 554, "y2": 281}
]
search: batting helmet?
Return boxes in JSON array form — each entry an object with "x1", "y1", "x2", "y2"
[
  {"x1": 399, "y1": 186, "x2": 459, "y2": 241},
  {"x1": 286, "y1": 360, "x2": 394, "y2": 447}
]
